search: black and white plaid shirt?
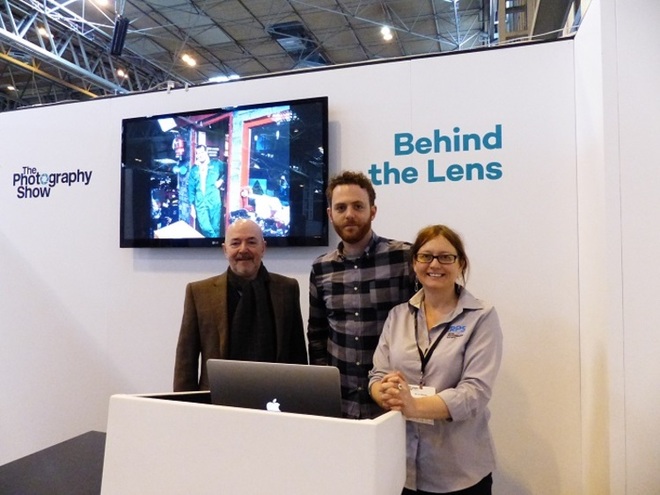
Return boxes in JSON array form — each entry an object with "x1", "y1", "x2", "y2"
[{"x1": 308, "y1": 233, "x2": 415, "y2": 419}]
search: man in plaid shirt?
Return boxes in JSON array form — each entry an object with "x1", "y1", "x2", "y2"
[{"x1": 308, "y1": 171, "x2": 415, "y2": 419}]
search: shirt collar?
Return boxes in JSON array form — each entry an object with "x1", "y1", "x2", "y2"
[
  {"x1": 337, "y1": 231, "x2": 379, "y2": 260},
  {"x1": 408, "y1": 285, "x2": 482, "y2": 314}
]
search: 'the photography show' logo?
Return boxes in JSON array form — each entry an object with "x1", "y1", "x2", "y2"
[
  {"x1": 12, "y1": 166, "x2": 93, "y2": 199},
  {"x1": 368, "y1": 124, "x2": 504, "y2": 186}
]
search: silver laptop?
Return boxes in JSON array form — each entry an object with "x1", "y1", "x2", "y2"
[{"x1": 207, "y1": 359, "x2": 343, "y2": 418}]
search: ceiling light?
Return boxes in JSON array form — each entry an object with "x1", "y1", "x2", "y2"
[
  {"x1": 181, "y1": 53, "x2": 197, "y2": 67},
  {"x1": 38, "y1": 27, "x2": 50, "y2": 38},
  {"x1": 381, "y1": 26, "x2": 393, "y2": 41}
]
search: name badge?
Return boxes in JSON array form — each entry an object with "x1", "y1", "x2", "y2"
[{"x1": 407, "y1": 385, "x2": 436, "y2": 425}]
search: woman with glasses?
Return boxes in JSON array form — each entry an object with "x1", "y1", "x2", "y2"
[{"x1": 369, "y1": 225, "x2": 503, "y2": 495}]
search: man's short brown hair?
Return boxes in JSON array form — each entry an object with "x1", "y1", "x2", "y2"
[{"x1": 326, "y1": 171, "x2": 376, "y2": 206}]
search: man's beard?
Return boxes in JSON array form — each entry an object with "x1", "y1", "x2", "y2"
[{"x1": 333, "y1": 218, "x2": 371, "y2": 244}]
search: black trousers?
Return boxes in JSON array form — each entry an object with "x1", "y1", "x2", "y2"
[{"x1": 401, "y1": 473, "x2": 492, "y2": 495}]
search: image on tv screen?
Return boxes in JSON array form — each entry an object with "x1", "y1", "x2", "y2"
[{"x1": 120, "y1": 96, "x2": 328, "y2": 247}]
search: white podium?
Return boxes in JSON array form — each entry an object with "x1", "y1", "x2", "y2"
[{"x1": 101, "y1": 392, "x2": 406, "y2": 495}]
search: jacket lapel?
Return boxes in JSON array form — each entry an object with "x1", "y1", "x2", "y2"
[{"x1": 214, "y1": 273, "x2": 230, "y2": 358}]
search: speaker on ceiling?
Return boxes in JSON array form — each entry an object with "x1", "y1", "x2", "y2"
[{"x1": 110, "y1": 16, "x2": 130, "y2": 56}]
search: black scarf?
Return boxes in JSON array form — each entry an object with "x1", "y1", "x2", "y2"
[{"x1": 227, "y1": 265, "x2": 276, "y2": 361}]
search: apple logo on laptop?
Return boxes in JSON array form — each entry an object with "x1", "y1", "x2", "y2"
[{"x1": 266, "y1": 398, "x2": 281, "y2": 412}]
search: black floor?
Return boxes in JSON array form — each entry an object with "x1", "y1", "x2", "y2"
[{"x1": 0, "y1": 431, "x2": 106, "y2": 495}]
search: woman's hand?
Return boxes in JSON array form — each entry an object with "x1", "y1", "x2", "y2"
[
  {"x1": 372, "y1": 371, "x2": 411, "y2": 412},
  {"x1": 374, "y1": 372, "x2": 451, "y2": 420},
  {"x1": 383, "y1": 372, "x2": 416, "y2": 414}
]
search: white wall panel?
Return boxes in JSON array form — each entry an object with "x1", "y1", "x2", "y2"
[
  {"x1": 0, "y1": 42, "x2": 581, "y2": 493},
  {"x1": 615, "y1": 0, "x2": 660, "y2": 493}
]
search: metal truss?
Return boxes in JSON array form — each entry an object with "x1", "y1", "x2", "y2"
[
  {"x1": 0, "y1": 0, "x2": 578, "y2": 112},
  {"x1": 0, "y1": 0, "x2": 190, "y2": 111}
]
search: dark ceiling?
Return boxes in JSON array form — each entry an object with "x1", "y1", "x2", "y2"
[{"x1": 0, "y1": 0, "x2": 577, "y2": 112}]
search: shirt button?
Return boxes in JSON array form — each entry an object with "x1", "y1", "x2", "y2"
[
  {"x1": 354, "y1": 336, "x2": 359, "y2": 341},
  {"x1": 356, "y1": 361, "x2": 361, "y2": 366}
]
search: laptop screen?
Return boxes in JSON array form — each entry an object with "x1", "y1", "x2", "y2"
[{"x1": 207, "y1": 359, "x2": 343, "y2": 418}]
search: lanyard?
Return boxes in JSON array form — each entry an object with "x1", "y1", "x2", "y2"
[{"x1": 414, "y1": 308, "x2": 459, "y2": 386}]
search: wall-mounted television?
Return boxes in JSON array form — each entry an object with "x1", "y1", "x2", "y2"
[{"x1": 120, "y1": 96, "x2": 328, "y2": 247}]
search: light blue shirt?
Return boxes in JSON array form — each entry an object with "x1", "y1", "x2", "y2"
[{"x1": 369, "y1": 287, "x2": 503, "y2": 492}]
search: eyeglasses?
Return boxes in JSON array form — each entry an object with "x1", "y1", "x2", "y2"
[{"x1": 414, "y1": 253, "x2": 458, "y2": 264}]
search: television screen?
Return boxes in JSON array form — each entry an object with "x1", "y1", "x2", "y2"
[{"x1": 120, "y1": 96, "x2": 329, "y2": 247}]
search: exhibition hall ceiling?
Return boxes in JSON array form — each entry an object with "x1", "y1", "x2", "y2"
[{"x1": 0, "y1": 0, "x2": 578, "y2": 112}]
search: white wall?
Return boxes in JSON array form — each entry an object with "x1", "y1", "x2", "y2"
[
  {"x1": 612, "y1": 0, "x2": 660, "y2": 492},
  {"x1": 574, "y1": 1, "x2": 621, "y2": 493},
  {"x1": 4, "y1": 7, "x2": 657, "y2": 489},
  {"x1": 574, "y1": 1, "x2": 660, "y2": 493}
]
